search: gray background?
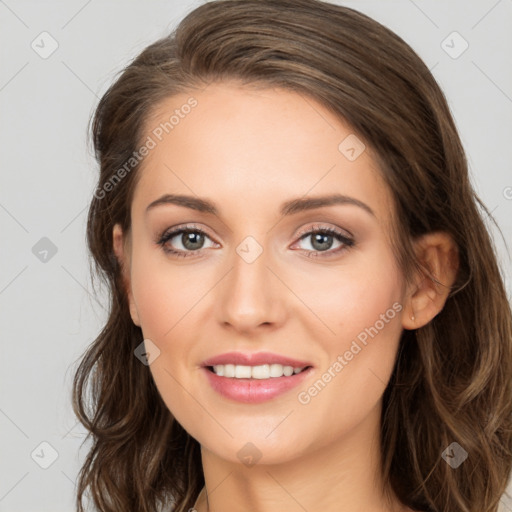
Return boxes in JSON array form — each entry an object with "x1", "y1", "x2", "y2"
[{"x1": 1, "y1": 0, "x2": 511, "y2": 510}]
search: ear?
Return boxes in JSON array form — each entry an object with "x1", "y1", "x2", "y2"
[
  {"x1": 402, "y1": 231, "x2": 459, "y2": 330},
  {"x1": 112, "y1": 223, "x2": 141, "y2": 327}
]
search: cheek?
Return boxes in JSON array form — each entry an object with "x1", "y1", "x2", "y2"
[
  {"x1": 292, "y1": 241, "x2": 403, "y2": 349},
  {"x1": 330, "y1": 245, "x2": 404, "y2": 382},
  {"x1": 294, "y1": 245, "x2": 404, "y2": 426},
  {"x1": 335, "y1": 260, "x2": 403, "y2": 347},
  {"x1": 130, "y1": 248, "x2": 206, "y2": 340},
  {"x1": 129, "y1": 249, "x2": 214, "y2": 409},
  {"x1": 129, "y1": 253, "x2": 207, "y2": 427}
]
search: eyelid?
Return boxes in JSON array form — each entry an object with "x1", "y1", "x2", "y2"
[
  {"x1": 294, "y1": 222, "x2": 353, "y2": 240},
  {"x1": 157, "y1": 222, "x2": 216, "y2": 242},
  {"x1": 157, "y1": 222, "x2": 351, "y2": 245}
]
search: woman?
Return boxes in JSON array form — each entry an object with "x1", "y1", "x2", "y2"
[{"x1": 72, "y1": 0, "x2": 512, "y2": 511}]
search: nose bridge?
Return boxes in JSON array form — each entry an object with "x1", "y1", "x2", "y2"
[{"x1": 216, "y1": 233, "x2": 281, "y2": 330}]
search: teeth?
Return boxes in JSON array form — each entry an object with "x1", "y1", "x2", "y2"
[{"x1": 212, "y1": 363, "x2": 306, "y2": 379}]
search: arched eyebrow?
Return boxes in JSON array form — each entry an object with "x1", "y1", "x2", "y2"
[{"x1": 145, "y1": 193, "x2": 375, "y2": 218}]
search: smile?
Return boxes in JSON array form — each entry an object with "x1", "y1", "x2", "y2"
[{"x1": 202, "y1": 364, "x2": 314, "y2": 403}]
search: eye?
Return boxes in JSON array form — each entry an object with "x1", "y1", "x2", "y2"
[
  {"x1": 156, "y1": 224, "x2": 217, "y2": 258},
  {"x1": 292, "y1": 224, "x2": 355, "y2": 258},
  {"x1": 156, "y1": 223, "x2": 355, "y2": 259}
]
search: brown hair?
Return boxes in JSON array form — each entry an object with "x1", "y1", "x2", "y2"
[{"x1": 71, "y1": 1, "x2": 512, "y2": 511}]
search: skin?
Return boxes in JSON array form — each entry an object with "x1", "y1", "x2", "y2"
[{"x1": 113, "y1": 81, "x2": 458, "y2": 512}]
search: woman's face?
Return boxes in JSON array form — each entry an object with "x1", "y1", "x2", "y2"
[{"x1": 116, "y1": 81, "x2": 409, "y2": 465}]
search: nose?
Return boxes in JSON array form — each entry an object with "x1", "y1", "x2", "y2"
[{"x1": 215, "y1": 238, "x2": 286, "y2": 334}]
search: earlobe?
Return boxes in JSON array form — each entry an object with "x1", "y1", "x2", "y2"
[
  {"x1": 402, "y1": 231, "x2": 459, "y2": 330},
  {"x1": 112, "y1": 223, "x2": 141, "y2": 327}
]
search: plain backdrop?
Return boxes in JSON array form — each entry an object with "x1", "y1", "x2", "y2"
[{"x1": 1, "y1": 0, "x2": 511, "y2": 510}]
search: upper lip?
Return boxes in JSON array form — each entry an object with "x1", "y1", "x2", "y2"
[{"x1": 202, "y1": 351, "x2": 313, "y2": 368}]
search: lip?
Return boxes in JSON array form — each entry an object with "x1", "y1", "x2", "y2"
[
  {"x1": 201, "y1": 351, "x2": 313, "y2": 368},
  {"x1": 200, "y1": 351, "x2": 315, "y2": 404},
  {"x1": 202, "y1": 365, "x2": 314, "y2": 403}
]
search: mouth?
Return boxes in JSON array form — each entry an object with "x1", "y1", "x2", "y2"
[
  {"x1": 201, "y1": 362, "x2": 314, "y2": 403},
  {"x1": 200, "y1": 352, "x2": 315, "y2": 403}
]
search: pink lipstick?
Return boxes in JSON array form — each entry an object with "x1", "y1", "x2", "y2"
[{"x1": 201, "y1": 351, "x2": 314, "y2": 403}]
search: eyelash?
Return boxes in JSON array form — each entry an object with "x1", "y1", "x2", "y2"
[{"x1": 156, "y1": 223, "x2": 355, "y2": 259}]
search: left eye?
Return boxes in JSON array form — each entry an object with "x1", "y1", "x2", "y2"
[
  {"x1": 294, "y1": 228, "x2": 354, "y2": 255},
  {"x1": 156, "y1": 225, "x2": 354, "y2": 258}
]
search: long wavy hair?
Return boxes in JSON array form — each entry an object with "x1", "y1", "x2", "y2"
[{"x1": 71, "y1": 1, "x2": 512, "y2": 511}]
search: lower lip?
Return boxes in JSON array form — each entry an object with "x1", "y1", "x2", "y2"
[{"x1": 202, "y1": 366, "x2": 314, "y2": 403}]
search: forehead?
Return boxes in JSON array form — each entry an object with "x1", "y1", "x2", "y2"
[{"x1": 132, "y1": 81, "x2": 393, "y2": 227}]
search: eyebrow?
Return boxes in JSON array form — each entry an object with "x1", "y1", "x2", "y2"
[{"x1": 145, "y1": 193, "x2": 375, "y2": 218}]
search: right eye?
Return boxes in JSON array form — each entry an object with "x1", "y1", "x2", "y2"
[{"x1": 157, "y1": 225, "x2": 218, "y2": 258}]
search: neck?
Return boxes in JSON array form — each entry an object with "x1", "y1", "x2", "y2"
[{"x1": 194, "y1": 402, "x2": 407, "y2": 512}]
